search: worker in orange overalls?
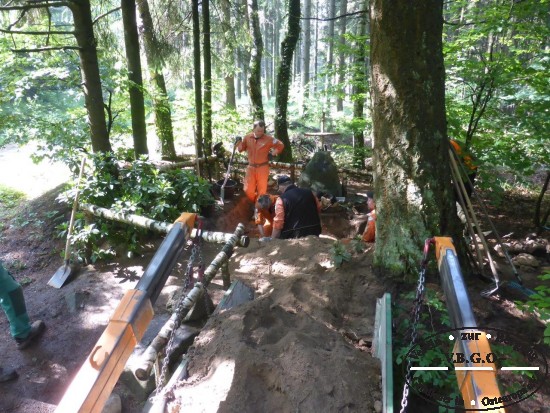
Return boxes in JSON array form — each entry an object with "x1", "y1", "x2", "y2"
[
  {"x1": 236, "y1": 120, "x2": 284, "y2": 203},
  {"x1": 450, "y1": 139, "x2": 478, "y2": 197},
  {"x1": 255, "y1": 194, "x2": 279, "y2": 237},
  {"x1": 361, "y1": 191, "x2": 376, "y2": 243}
]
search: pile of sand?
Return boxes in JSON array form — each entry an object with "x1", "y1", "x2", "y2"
[{"x1": 169, "y1": 236, "x2": 385, "y2": 412}]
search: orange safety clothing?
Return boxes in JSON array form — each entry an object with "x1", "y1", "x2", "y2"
[
  {"x1": 238, "y1": 133, "x2": 284, "y2": 202},
  {"x1": 361, "y1": 210, "x2": 376, "y2": 242},
  {"x1": 255, "y1": 194, "x2": 279, "y2": 237},
  {"x1": 450, "y1": 140, "x2": 477, "y2": 172}
]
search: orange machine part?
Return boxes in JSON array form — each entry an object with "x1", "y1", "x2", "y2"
[{"x1": 55, "y1": 289, "x2": 154, "y2": 413}]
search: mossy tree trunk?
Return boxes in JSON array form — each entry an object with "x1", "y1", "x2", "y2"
[
  {"x1": 121, "y1": 0, "x2": 148, "y2": 156},
  {"x1": 192, "y1": 0, "x2": 203, "y2": 157},
  {"x1": 136, "y1": 0, "x2": 176, "y2": 160},
  {"x1": 352, "y1": 2, "x2": 368, "y2": 169},
  {"x1": 69, "y1": 0, "x2": 112, "y2": 153},
  {"x1": 247, "y1": 0, "x2": 264, "y2": 120},
  {"x1": 274, "y1": 0, "x2": 300, "y2": 163},
  {"x1": 203, "y1": 0, "x2": 212, "y2": 156},
  {"x1": 370, "y1": 0, "x2": 459, "y2": 279}
]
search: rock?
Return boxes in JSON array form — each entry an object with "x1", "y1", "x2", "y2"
[
  {"x1": 298, "y1": 151, "x2": 342, "y2": 197},
  {"x1": 512, "y1": 253, "x2": 540, "y2": 268},
  {"x1": 374, "y1": 400, "x2": 383, "y2": 413},
  {"x1": 101, "y1": 393, "x2": 121, "y2": 413}
]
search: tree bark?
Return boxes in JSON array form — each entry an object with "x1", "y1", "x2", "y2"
[
  {"x1": 136, "y1": 0, "x2": 176, "y2": 159},
  {"x1": 121, "y1": 0, "x2": 148, "y2": 156},
  {"x1": 352, "y1": 2, "x2": 367, "y2": 168},
  {"x1": 203, "y1": 0, "x2": 212, "y2": 156},
  {"x1": 370, "y1": 0, "x2": 459, "y2": 279},
  {"x1": 220, "y1": 0, "x2": 236, "y2": 108},
  {"x1": 325, "y1": 0, "x2": 336, "y2": 106},
  {"x1": 69, "y1": 0, "x2": 112, "y2": 153},
  {"x1": 336, "y1": 0, "x2": 348, "y2": 112},
  {"x1": 192, "y1": 0, "x2": 203, "y2": 157},
  {"x1": 302, "y1": 0, "x2": 312, "y2": 106},
  {"x1": 247, "y1": 0, "x2": 264, "y2": 120},
  {"x1": 275, "y1": 0, "x2": 300, "y2": 162}
]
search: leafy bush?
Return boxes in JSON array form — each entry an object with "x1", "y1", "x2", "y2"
[
  {"x1": 58, "y1": 153, "x2": 215, "y2": 262},
  {"x1": 330, "y1": 241, "x2": 352, "y2": 268},
  {"x1": 521, "y1": 270, "x2": 550, "y2": 345}
]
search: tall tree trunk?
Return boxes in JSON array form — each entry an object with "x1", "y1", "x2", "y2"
[
  {"x1": 136, "y1": 0, "x2": 176, "y2": 159},
  {"x1": 325, "y1": 0, "x2": 336, "y2": 106},
  {"x1": 336, "y1": 0, "x2": 347, "y2": 112},
  {"x1": 192, "y1": 0, "x2": 203, "y2": 157},
  {"x1": 69, "y1": 0, "x2": 112, "y2": 153},
  {"x1": 221, "y1": 0, "x2": 236, "y2": 108},
  {"x1": 370, "y1": 0, "x2": 458, "y2": 279},
  {"x1": 275, "y1": 0, "x2": 300, "y2": 162},
  {"x1": 352, "y1": 3, "x2": 368, "y2": 168},
  {"x1": 247, "y1": 0, "x2": 264, "y2": 120},
  {"x1": 302, "y1": 0, "x2": 312, "y2": 107},
  {"x1": 203, "y1": 0, "x2": 212, "y2": 156},
  {"x1": 121, "y1": 0, "x2": 148, "y2": 156}
]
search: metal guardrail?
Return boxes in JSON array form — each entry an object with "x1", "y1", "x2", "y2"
[{"x1": 374, "y1": 292, "x2": 393, "y2": 413}]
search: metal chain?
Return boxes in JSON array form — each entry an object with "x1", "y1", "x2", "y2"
[
  {"x1": 156, "y1": 232, "x2": 202, "y2": 392},
  {"x1": 399, "y1": 238, "x2": 433, "y2": 413}
]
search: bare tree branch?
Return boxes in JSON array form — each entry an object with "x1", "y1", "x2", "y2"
[
  {"x1": 0, "y1": 28, "x2": 76, "y2": 35},
  {"x1": 0, "y1": 2, "x2": 69, "y2": 11},
  {"x1": 300, "y1": 10, "x2": 366, "y2": 22},
  {"x1": 93, "y1": 7, "x2": 121, "y2": 26},
  {"x1": 11, "y1": 45, "x2": 81, "y2": 52}
]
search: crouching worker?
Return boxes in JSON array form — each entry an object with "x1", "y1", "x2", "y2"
[
  {"x1": 271, "y1": 176, "x2": 322, "y2": 239},
  {"x1": 361, "y1": 191, "x2": 376, "y2": 243},
  {"x1": 255, "y1": 194, "x2": 279, "y2": 238}
]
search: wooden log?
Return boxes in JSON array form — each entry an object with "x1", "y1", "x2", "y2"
[
  {"x1": 79, "y1": 204, "x2": 249, "y2": 247},
  {"x1": 132, "y1": 223, "x2": 245, "y2": 381},
  {"x1": 156, "y1": 155, "x2": 220, "y2": 171}
]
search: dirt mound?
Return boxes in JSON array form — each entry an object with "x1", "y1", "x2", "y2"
[{"x1": 168, "y1": 237, "x2": 384, "y2": 412}]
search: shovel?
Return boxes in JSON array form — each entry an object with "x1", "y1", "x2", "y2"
[
  {"x1": 48, "y1": 156, "x2": 86, "y2": 288},
  {"x1": 219, "y1": 139, "x2": 239, "y2": 205}
]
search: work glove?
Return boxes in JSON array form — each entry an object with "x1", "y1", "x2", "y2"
[
  {"x1": 259, "y1": 237, "x2": 272, "y2": 242},
  {"x1": 234, "y1": 136, "x2": 242, "y2": 144}
]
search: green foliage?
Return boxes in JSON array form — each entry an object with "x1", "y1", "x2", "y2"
[
  {"x1": 330, "y1": 241, "x2": 352, "y2": 268},
  {"x1": 444, "y1": 0, "x2": 550, "y2": 188},
  {"x1": 394, "y1": 287, "x2": 459, "y2": 406},
  {"x1": 521, "y1": 270, "x2": 550, "y2": 345},
  {"x1": 58, "y1": 153, "x2": 215, "y2": 261}
]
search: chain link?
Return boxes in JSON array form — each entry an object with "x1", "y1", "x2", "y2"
[
  {"x1": 399, "y1": 238, "x2": 432, "y2": 413},
  {"x1": 156, "y1": 235, "x2": 202, "y2": 393}
]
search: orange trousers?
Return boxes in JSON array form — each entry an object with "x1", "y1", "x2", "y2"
[{"x1": 244, "y1": 164, "x2": 269, "y2": 203}]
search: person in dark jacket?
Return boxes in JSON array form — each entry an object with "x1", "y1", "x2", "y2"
[{"x1": 271, "y1": 176, "x2": 322, "y2": 239}]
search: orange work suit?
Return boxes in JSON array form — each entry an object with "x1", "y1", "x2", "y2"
[
  {"x1": 238, "y1": 133, "x2": 284, "y2": 203},
  {"x1": 255, "y1": 195, "x2": 279, "y2": 237},
  {"x1": 361, "y1": 210, "x2": 376, "y2": 242}
]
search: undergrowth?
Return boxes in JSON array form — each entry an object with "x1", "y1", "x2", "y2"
[{"x1": 56, "y1": 153, "x2": 215, "y2": 263}]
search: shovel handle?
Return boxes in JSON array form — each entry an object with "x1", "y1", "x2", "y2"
[{"x1": 63, "y1": 156, "x2": 86, "y2": 261}]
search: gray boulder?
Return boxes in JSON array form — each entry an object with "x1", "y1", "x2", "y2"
[{"x1": 298, "y1": 151, "x2": 342, "y2": 196}]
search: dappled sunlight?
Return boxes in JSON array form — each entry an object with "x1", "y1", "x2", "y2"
[{"x1": 172, "y1": 358, "x2": 236, "y2": 412}]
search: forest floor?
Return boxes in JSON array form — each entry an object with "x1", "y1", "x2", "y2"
[{"x1": 0, "y1": 143, "x2": 549, "y2": 413}]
